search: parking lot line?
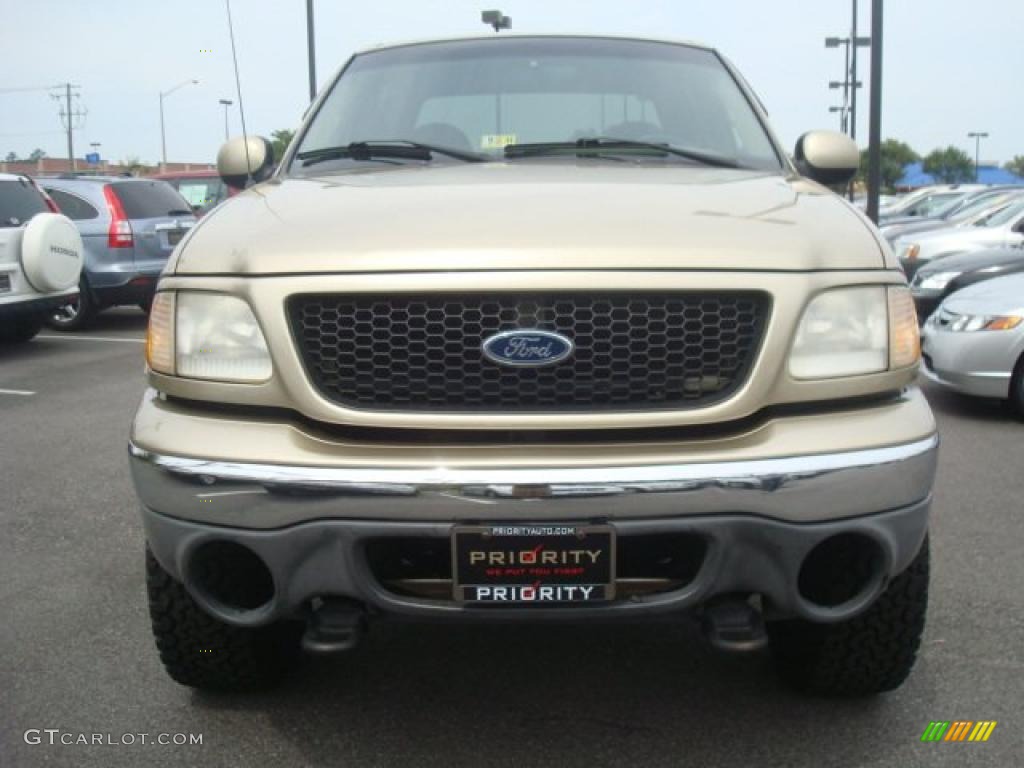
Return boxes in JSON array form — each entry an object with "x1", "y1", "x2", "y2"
[
  {"x1": 36, "y1": 334, "x2": 145, "y2": 344},
  {"x1": 0, "y1": 389, "x2": 36, "y2": 396}
]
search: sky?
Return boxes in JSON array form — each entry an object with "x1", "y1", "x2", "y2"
[{"x1": 2, "y1": 0, "x2": 1022, "y2": 166}]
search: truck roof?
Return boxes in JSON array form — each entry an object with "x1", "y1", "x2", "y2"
[{"x1": 354, "y1": 33, "x2": 714, "y2": 56}]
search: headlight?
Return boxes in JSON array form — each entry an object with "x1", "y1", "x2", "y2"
[
  {"x1": 789, "y1": 286, "x2": 919, "y2": 379},
  {"x1": 146, "y1": 291, "x2": 272, "y2": 382},
  {"x1": 943, "y1": 313, "x2": 1023, "y2": 332},
  {"x1": 916, "y1": 271, "x2": 959, "y2": 291}
]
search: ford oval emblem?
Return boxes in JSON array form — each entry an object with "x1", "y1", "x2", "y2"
[{"x1": 481, "y1": 329, "x2": 574, "y2": 368}]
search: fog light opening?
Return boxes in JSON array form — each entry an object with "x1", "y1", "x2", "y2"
[
  {"x1": 187, "y1": 540, "x2": 275, "y2": 615},
  {"x1": 797, "y1": 533, "x2": 886, "y2": 610}
]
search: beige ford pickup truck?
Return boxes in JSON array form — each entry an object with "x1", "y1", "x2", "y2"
[{"x1": 129, "y1": 35, "x2": 937, "y2": 696}]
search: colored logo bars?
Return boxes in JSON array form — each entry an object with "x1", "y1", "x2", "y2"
[{"x1": 921, "y1": 721, "x2": 997, "y2": 742}]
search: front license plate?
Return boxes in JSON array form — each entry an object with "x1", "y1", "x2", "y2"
[{"x1": 453, "y1": 524, "x2": 615, "y2": 604}]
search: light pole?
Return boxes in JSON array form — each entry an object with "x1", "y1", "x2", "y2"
[
  {"x1": 828, "y1": 105, "x2": 848, "y2": 133},
  {"x1": 219, "y1": 99, "x2": 233, "y2": 141},
  {"x1": 306, "y1": 0, "x2": 317, "y2": 101},
  {"x1": 160, "y1": 78, "x2": 199, "y2": 169},
  {"x1": 968, "y1": 132, "x2": 989, "y2": 182},
  {"x1": 482, "y1": 10, "x2": 511, "y2": 32},
  {"x1": 866, "y1": 0, "x2": 884, "y2": 223},
  {"x1": 825, "y1": 32, "x2": 870, "y2": 138}
]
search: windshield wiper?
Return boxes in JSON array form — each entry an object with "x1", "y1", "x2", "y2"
[
  {"x1": 297, "y1": 140, "x2": 487, "y2": 167},
  {"x1": 166, "y1": 208, "x2": 193, "y2": 216},
  {"x1": 504, "y1": 137, "x2": 744, "y2": 169}
]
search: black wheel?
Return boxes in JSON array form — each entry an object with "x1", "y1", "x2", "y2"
[
  {"x1": 46, "y1": 280, "x2": 95, "y2": 331},
  {"x1": 1011, "y1": 353, "x2": 1024, "y2": 417},
  {"x1": 768, "y1": 536, "x2": 929, "y2": 697},
  {"x1": 0, "y1": 314, "x2": 44, "y2": 344},
  {"x1": 146, "y1": 546, "x2": 301, "y2": 691}
]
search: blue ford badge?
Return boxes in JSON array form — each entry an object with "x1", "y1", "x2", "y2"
[{"x1": 481, "y1": 329, "x2": 574, "y2": 367}]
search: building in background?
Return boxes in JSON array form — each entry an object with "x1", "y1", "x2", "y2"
[{"x1": 896, "y1": 162, "x2": 1024, "y2": 190}]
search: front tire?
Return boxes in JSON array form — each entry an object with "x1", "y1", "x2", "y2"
[
  {"x1": 1011, "y1": 353, "x2": 1024, "y2": 417},
  {"x1": 146, "y1": 547, "x2": 301, "y2": 691},
  {"x1": 0, "y1": 314, "x2": 43, "y2": 344},
  {"x1": 768, "y1": 536, "x2": 929, "y2": 697}
]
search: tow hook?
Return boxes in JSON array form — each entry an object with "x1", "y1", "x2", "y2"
[
  {"x1": 301, "y1": 598, "x2": 366, "y2": 654},
  {"x1": 701, "y1": 598, "x2": 768, "y2": 653}
]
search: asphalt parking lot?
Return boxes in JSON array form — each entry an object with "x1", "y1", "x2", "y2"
[{"x1": 1, "y1": 309, "x2": 1021, "y2": 768}]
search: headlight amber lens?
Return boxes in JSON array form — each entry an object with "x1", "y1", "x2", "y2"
[
  {"x1": 888, "y1": 286, "x2": 920, "y2": 369},
  {"x1": 987, "y1": 316, "x2": 1023, "y2": 331},
  {"x1": 789, "y1": 287, "x2": 888, "y2": 379},
  {"x1": 146, "y1": 292, "x2": 175, "y2": 375},
  {"x1": 945, "y1": 313, "x2": 1024, "y2": 332}
]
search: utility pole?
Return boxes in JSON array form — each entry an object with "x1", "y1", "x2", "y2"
[
  {"x1": 306, "y1": 0, "x2": 317, "y2": 101},
  {"x1": 866, "y1": 0, "x2": 884, "y2": 223},
  {"x1": 50, "y1": 83, "x2": 86, "y2": 173},
  {"x1": 65, "y1": 83, "x2": 74, "y2": 170}
]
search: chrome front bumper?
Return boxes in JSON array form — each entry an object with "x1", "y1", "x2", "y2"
[
  {"x1": 130, "y1": 435, "x2": 938, "y2": 528},
  {"x1": 130, "y1": 430, "x2": 937, "y2": 626}
]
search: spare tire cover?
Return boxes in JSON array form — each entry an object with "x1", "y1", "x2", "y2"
[{"x1": 21, "y1": 212, "x2": 84, "y2": 293}]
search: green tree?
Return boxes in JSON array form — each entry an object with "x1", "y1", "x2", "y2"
[
  {"x1": 4, "y1": 151, "x2": 17, "y2": 162},
  {"x1": 1005, "y1": 155, "x2": 1024, "y2": 179},
  {"x1": 922, "y1": 146, "x2": 974, "y2": 184},
  {"x1": 119, "y1": 155, "x2": 145, "y2": 176},
  {"x1": 28, "y1": 148, "x2": 46, "y2": 161},
  {"x1": 857, "y1": 139, "x2": 919, "y2": 191},
  {"x1": 270, "y1": 129, "x2": 295, "y2": 161}
]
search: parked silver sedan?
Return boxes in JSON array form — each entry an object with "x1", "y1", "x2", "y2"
[{"x1": 921, "y1": 273, "x2": 1024, "y2": 412}]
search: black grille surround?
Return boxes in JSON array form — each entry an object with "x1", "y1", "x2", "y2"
[{"x1": 287, "y1": 292, "x2": 770, "y2": 412}]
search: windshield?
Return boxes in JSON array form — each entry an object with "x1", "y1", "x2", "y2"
[
  {"x1": 292, "y1": 37, "x2": 782, "y2": 173},
  {"x1": 981, "y1": 198, "x2": 1024, "y2": 227},
  {"x1": 908, "y1": 192, "x2": 961, "y2": 216},
  {"x1": 949, "y1": 192, "x2": 1023, "y2": 223}
]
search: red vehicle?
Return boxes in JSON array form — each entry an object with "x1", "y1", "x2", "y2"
[{"x1": 149, "y1": 170, "x2": 235, "y2": 217}]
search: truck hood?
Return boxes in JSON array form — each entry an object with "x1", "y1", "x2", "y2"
[{"x1": 173, "y1": 164, "x2": 884, "y2": 274}]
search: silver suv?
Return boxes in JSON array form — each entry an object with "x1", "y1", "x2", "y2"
[{"x1": 39, "y1": 176, "x2": 195, "y2": 329}]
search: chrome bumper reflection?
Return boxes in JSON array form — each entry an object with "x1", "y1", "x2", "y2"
[{"x1": 129, "y1": 435, "x2": 938, "y2": 528}]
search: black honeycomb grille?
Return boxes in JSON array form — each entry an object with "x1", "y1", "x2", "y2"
[{"x1": 287, "y1": 293, "x2": 769, "y2": 411}]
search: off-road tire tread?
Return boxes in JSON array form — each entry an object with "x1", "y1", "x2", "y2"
[
  {"x1": 146, "y1": 547, "x2": 300, "y2": 691},
  {"x1": 768, "y1": 537, "x2": 929, "y2": 697}
]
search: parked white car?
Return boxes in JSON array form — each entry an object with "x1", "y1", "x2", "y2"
[
  {"x1": 0, "y1": 173, "x2": 84, "y2": 343},
  {"x1": 892, "y1": 198, "x2": 1024, "y2": 278}
]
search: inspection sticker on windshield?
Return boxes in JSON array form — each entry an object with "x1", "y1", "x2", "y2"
[{"x1": 481, "y1": 134, "x2": 517, "y2": 150}]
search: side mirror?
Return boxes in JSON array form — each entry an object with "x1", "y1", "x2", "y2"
[
  {"x1": 216, "y1": 136, "x2": 275, "y2": 189},
  {"x1": 794, "y1": 130, "x2": 859, "y2": 187}
]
